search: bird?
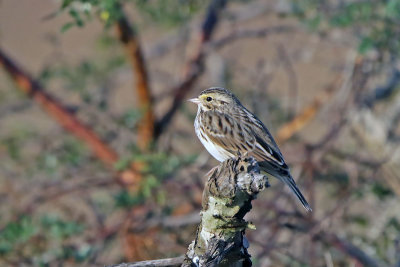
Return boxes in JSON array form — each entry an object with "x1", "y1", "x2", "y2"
[{"x1": 188, "y1": 87, "x2": 311, "y2": 212}]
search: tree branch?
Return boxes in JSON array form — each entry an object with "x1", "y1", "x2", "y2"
[
  {"x1": 116, "y1": 7, "x2": 155, "y2": 150},
  {"x1": 108, "y1": 256, "x2": 185, "y2": 267},
  {"x1": 154, "y1": 0, "x2": 227, "y2": 138},
  {"x1": 0, "y1": 48, "x2": 141, "y2": 186},
  {"x1": 209, "y1": 25, "x2": 295, "y2": 49}
]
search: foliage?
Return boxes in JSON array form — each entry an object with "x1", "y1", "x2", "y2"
[
  {"x1": 0, "y1": 216, "x2": 37, "y2": 255},
  {"x1": 292, "y1": 0, "x2": 400, "y2": 57},
  {"x1": 135, "y1": 0, "x2": 207, "y2": 27},
  {"x1": 58, "y1": 0, "x2": 125, "y2": 31},
  {"x1": 57, "y1": 0, "x2": 207, "y2": 32},
  {"x1": 39, "y1": 51, "x2": 125, "y2": 110},
  {"x1": 114, "y1": 150, "x2": 197, "y2": 207},
  {"x1": 0, "y1": 215, "x2": 87, "y2": 264}
]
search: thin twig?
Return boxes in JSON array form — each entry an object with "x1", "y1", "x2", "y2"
[
  {"x1": 284, "y1": 223, "x2": 383, "y2": 267},
  {"x1": 317, "y1": 232, "x2": 383, "y2": 267},
  {"x1": 276, "y1": 76, "x2": 341, "y2": 143},
  {"x1": 276, "y1": 44, "x2": 298, "y2": 118},
  {"x1": 107, "y1": 256, "x2": 184, "y2": 267},
  {"x1": 210, "y1": 25, "x2": 295, "y2": 50}
]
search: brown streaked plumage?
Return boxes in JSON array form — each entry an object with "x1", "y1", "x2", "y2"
[{"x1": 189, "y1": 87, "x2": 311, "y2": 212}]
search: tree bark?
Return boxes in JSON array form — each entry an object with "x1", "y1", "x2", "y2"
[
  {"x1": 108, "y1": 157, "x2": 268, "y2": 267},
  {"x1": 182, "y1": 157, "x2": 269, "y2": 267}
]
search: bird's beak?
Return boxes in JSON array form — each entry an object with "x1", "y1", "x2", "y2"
[{"x1": 188, "y1": 98, "x2": 200, "y2": 104}]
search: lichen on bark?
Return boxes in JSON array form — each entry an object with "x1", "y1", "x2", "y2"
[{"x1": 183, "y1": 157, "x2": 269, "y2": 267}]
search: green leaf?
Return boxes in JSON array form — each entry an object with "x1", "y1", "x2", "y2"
[
  {"x1": 371, "y1": 182, "x2": 393, "y2": 200},
  {"x1": 347, "y1": 215, "x2": 369, "y2": 227},
  {"x1": 385, "y1": 0, "x2": 400, "y2": 18},
  {"x1": 41, "y1": 215, "x2": 84, "y2": 239},
  {"x1": 0, "y1": 216, "x2": 37, "y2": 255},
  {"x1": 305, "y1": 15, "x2": 321, "y2": 30},
  {"x1": 69, "y1": 8, "x2": 84, "y2": 27},
  {"x1": 61, "y1": 0, "x2": 74, "y2": 9},
  {"x1": 114, "y1": 157, "x2": 131, "y2": 171},
  {"x1": 114, "y1": 190, "x2": 143, "y2": 207},
  {"x1": 358, "y1": 37, "x2": 374, "y2": 54},
  {"x1": 61, "y1": 22, "x2": 75, "y2": 33}
]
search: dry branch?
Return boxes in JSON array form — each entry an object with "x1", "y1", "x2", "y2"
[
  {"x1": 0, "y1": 48, "x2": 141, "y2": 186},
  {"x1": 317, "y1": 232, "x2": 383, "y2": 267},
  {"x1": 154, "y1": 0, "x2": 227, "y2": 138},
  {"x1": 284, "y1": 222, "x2": 384, "y2": 267},
  {"x1": 276, "y1": 54, "x2": 363, "y2": 143},
  {"x1": 276, "y1": 77, "x2": 341, "y2": 143},
  {"x1": 210, "y1": 25, "x2": 295, "y2": 50},
  {"x1": 116, "y1": 8, "x2": 155, "y2": 150},
  {"x1": 0, "y1": 48, "x2": 117, "y2": 166},
  {"x1": 108, "y1": 256, "x2": 185, "y2": 267}
]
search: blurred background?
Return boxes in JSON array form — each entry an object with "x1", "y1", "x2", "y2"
[{"x1": 1, "y1": 0, "x2": 400, "y2": 266}]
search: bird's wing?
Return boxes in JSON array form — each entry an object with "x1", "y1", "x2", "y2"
[
  {"x1": 235, "y1": 108, "x2": 287, "y2": 169},
  {"x1": 202, "y1": 110, "x2": 287, "y2": 169},
  {"x1": 203, "y1": 110, "x2": 312, "y2": 211},
  {"x1": 201, "y1": 110, "x2": 255, "y2": 156}
]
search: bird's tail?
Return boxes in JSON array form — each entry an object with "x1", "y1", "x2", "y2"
[
  {"x1": 261, "y1": 162, "x2": 312, "y2": 212},
  {"x1": 278, "y1": 172, "x2": 312, "y2": 212}
]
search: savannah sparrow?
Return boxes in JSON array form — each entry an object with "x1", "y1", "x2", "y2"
[{"x1": 189, "y1": 87, "x2": 311, "y2": 212}]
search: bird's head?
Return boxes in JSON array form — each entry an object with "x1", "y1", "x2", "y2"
[{"x1": 188, "y1": 87, "x2": 240, "y2": 111}]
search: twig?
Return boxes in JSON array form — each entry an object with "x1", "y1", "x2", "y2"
[
  {"x1": 276, "y1": 76, "x2": 341, "y2": 143},
  {"x1": 107, "y1": 256, "x2": 185, "y2": 267},
  {"x1": 210, "y1": 25, "x2": 295, "y2": 50},
  {"x1": 128, "y1": 212, "x2": 201, "y2": 232},
  {"x1": 116, "y1": 7, "x2": 155, "y2": 150},
  {"x1": 154, "y1": 0, "x2": 227, "y2": 138},
  {"x1": 284, "y1": 222, "x2": 383, "y2": 267},
  {"x1": 276, "y1": 44, "x2": 298, "y2": 118},
  {"x1": 276, "y1": 54, "x2": 363, "y2": 143},
  {"x1": 317, "y1": 232, "x2": 383, "y2": 267}
]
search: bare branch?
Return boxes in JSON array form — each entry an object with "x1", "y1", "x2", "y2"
[
  {"x1": 317, "y1": 232, "x2": 383, "y2": 267},
  {"x1": 210, "y1": 25, "x2": 295, "y2": 49},
  {"x1": 0, "y1": 48, "x2": 141, "y2": 187},
  {"x1": 154, "y1": 0, "x2": 227, "y2": 138},
  {"x1": 107, "y1": 256, "x2": 185, "y2": 267},
  {"x1": 116, "y1": 7, "x2": 155, "y2": 150},
  {"x1": 276, "y1": 76, "x2": 341, "y2": 143}
]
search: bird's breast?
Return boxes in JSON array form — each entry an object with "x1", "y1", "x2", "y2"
[{"x1": 194, "y1": 114, "x2": 231, "y2": 162}]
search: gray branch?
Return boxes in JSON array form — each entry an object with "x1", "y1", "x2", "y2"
[
  {"x1": 182, "y1": 157, "x2": 269, "y2": 267},
  {"x1": 108, "y1": 256, "x2": 185, "y2": 267}
]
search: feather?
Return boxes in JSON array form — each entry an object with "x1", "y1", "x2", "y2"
[{"x1": 193, "y1": 88, "x2": 311, "y2": 212}]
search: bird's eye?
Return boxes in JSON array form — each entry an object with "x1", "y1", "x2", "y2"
[{"x1": 206, "y1": 96, "x2": 212, "y2": 102}]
